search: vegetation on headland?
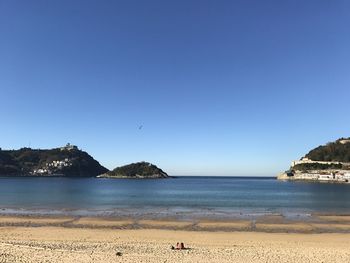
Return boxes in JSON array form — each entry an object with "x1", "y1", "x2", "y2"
[
  {"x1": 292, "y1": 163, "x2": 343, "y2": 172},
  {"x1": 99, "y1": 161, "x2": 168, "y2": 178},
  {"x1": 305, "y1": 137, "x2": 350, "y2": 162},
  {"x1": 0, "y1": 144, "x2": 108, "y2": 177}
]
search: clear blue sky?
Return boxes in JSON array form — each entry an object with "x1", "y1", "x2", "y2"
[{"x1": 1, "y1": 0, "x2": 349, "y2": 176}]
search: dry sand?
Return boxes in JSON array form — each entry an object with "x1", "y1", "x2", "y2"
[{"x1": 0, "y1": 216, "x2": 350, "y2": 262}]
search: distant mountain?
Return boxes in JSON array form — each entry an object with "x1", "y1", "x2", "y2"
[
  {"x1": 0, "y1": 144, "x2": 109, "y2": 177},
  {"x1": 99, "y1": 161, "x2": 168, "y2": 178}
]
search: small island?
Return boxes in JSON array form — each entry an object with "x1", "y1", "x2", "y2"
[
  {"x1": 98, "y1": 161, "x2": 168, "y2": 179},
  {"x1": 278, "y1": 137, "x2": 350, "y2": 183}
]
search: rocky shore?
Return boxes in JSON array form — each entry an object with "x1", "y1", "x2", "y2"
[{"x1": 277, "y1": 170, "x2": 350, "y2": 183}]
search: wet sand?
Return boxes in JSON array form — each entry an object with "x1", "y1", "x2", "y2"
[{"x1": 1, "y1": 213, "x2": 350, "y2": 233}]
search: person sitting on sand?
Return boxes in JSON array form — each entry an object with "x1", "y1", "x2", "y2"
[{"x1": 174, "y1": 242, "x2": 185, "y2": 250}]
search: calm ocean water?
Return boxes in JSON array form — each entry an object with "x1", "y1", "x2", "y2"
[{"x1": 1, "y1": 176, "x2": 350, "y2": 219}]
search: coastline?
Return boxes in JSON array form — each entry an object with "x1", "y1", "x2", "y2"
[
  {"x1": 277, "y1": 172, "x2": 350, "y2": 183},
  {"x1": 1, "y1": 215, "x2": 350, "y2": 262},
  {"x1": 1, "y1": 213, "x2": 350, "y2": 233}
]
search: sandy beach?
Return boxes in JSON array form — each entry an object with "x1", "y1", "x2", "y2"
[{"x1": 1, "y1": 215, "x2": 350, "y2": 262}]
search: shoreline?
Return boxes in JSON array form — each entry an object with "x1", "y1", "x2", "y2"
[
  {"x1": 1, "y1": 213, "x2": 350, "y2": 234},
  {"x1": 3, "y1": 204, "x2": 350, "y2": 220},
  {"x1": 277, "y1": 172, "x2": 350, "y2": 184}
]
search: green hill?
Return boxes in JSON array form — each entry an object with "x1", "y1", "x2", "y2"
[
  {"x1": 100, "y1": 162, "x2": 168, "y2": 178},
  {"x1": 305, "y1": 138, "x2": 350, "y2": 162},
  {"x1": 0, "y1": 144, "x2": 108, "y2": 177}
]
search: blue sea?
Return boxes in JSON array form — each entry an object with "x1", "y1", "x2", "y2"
[{"x1": 1, "y1": 176, "x2": 350, "y2": 219}]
